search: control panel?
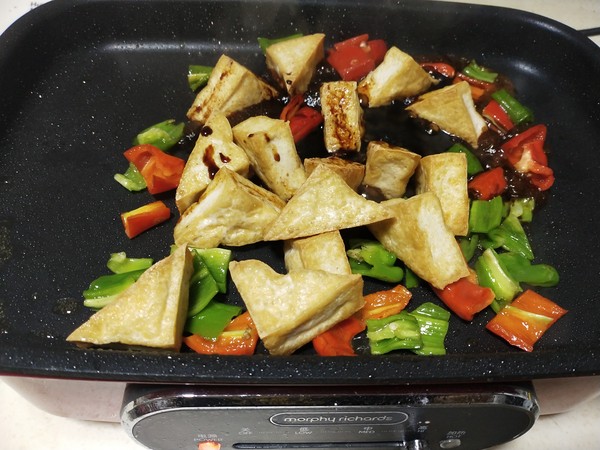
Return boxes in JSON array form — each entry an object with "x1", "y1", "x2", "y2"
[{"x1": 121, "y1": 383, "x2": 538, "y2": 450}]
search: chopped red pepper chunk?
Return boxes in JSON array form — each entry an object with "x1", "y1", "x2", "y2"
[
  {"x1": 312, "y1": 316, "x2": 366, "y2": 356},
  {"x1": 486, "y1": 290, "x2": 567, "y2": 352},
  {"x1": 184, "y1": 311, "x2": 259, "y2": 356},
  {"x1": 124, "y1": 144, "x2": 185, "y2": 195},
  {"x1": 327, "y1": 34, "x2": 388, "y2": 81},
  {"x1": 468, "y1": 167, "x2": 508, "y2": 200},
  {"x1": 360, "y1": 284, "x2": 412, "y2": 320},
  {"x1": 433, "y1": 275, "x2": 495, "y2": 321},
  {"x1": 420, "y1": 62, "x2": 456, "y2": 78},
  {"x1": 483, "y1": 99, "x2": 515, "y2": 131},
  {"x1": 280, "y1": 95, "x2": 323, "y2": 143},
  {"x1": 120, "y1": 200, "x2": 171, "y2": 239},
  {"x1": 501, "y1": 124, "x2": 555, "y2": 191}
]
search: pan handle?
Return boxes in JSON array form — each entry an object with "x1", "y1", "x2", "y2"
[{"x1": 579, "y1": 27, "x2": 600, "y2": 37}]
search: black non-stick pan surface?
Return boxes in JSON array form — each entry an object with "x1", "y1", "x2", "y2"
[{"x1": 1, "y1": 0, "x2": 599, "y2": 385}]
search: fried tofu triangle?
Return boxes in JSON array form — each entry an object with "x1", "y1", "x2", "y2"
[
  {"x1": 187, "y1": 54, "x2": 278, "y2": 125},
  {"x1": 229, "y1": 259, "x2": 364, "y2": 355},
  {"x1": 266, "y1": 33, "x2": 325, "y2": 96},
  {"x1": 176, "y1": 113, "x2": 250, "y2": 214},
  {"x1": 66, "y1": 245, "x2": 194, "y2": 351},
  {"x1": 358, "y1": 46, "x2": 437, "y2": 107},
  {"x1": 174, "y1": 167, "x2": 286, "y2": 248},
  {"x1": 406, "y1": 81, "x2": 487, "y2": 148},
  {"x1": 263, "y1": 165, "x2": 394, "y2": 241},
  {"x1": 369, "y1": 193, "x2": 470, "y2": 289},
  {"x1": 284, "y1": 231, "x2": 352, "y2": 275}
]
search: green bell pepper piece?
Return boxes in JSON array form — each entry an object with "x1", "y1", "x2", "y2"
[
  {"x1": 347, "y1": 239, "x2": 404, "y2": 283},
  {"x1": 133, "y1": 119, "x2": 185, "y2": 152},
  {"x1": 497, "y1": 252, "x2": 559, "y2": 287},
  {"x1": 185, "y1": 301, "x2": 242, "y2": 339}
]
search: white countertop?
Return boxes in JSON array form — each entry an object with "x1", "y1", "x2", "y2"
[{"x1": 1, "y1": 1, "x2": 600, "y2": 449}]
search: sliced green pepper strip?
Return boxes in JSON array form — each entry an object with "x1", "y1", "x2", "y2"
[
  {"x1": 469, "y1": 195, "x2": 504, "y2": 233},
  {"x1": 106, "y1": 252, "x2": 153, "y2": 274},
  {"x1": 461, "y1": 60, "x2": 498, "y2": 83},
  {"x1": 83, "y1": 295, "x2": 118, "y2": 310},
  {"x1": 404, "y1": 266, "x2": 421, "y2": 289},
  {"x1": 366, "y1": 312, "x2": 422, "y2": 355},
  {"x1": 192, "y1": 247, "x2": 232, "y2": 294},
  {"x1": 188, "y1": 252, "x2": 220, "y2": 317},
  {"x1": 347, "y1": 239, "x2": 404, "y2": 283},
  {"x1": 475, "y1": 248, "x2": 522, "y2": 312},
  {"x1": 409, "y1": 302, "x2": 450, "y2": 356},
  {"x1": 188, "y1": 65, "x2": 213, "y2": 91},
  {"x1": 82, "y1": 269, "x2": 146, "y2": 300},
  {"x1": 133, "y1": 119, "x2": 185, "y2": 152},
  {"x1": 185, "y1": 301, "x2": 242, "y2": 339},
  {"x1": 485, "y1": 215, "x2": 534, "y2": 260},
  {"x1": 446, "y1": 142, "x2": 484, "y2": 176},
  {"x1": 491, "y1": 89, "x2": 534, "y2": 125},
  {"x1": 257, "y1": 33, "x2": 303, "y2": 54},
  {"x1": 508, "y1": 197, "x2": 535, "y2": 223},
  {"x1": 114, "y1": 162, "x2": 147, "y2": 191},
  {"x1": 459, "y1": 233, "x2": 480, "y2": 262},
  {"x1": 497, "y1": 252, "x2": 560, "y2": 287}
]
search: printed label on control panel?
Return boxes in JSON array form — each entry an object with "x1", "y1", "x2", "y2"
[{"x1": 270, "y1": 411, "x2": 408, "y2": 427}]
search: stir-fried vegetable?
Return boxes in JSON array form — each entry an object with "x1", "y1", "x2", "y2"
[
  {"x1": 347, "y1": 239, "x2": 404, "y2": 283},
  {"x1": 280, "y1": 94, "x2": 324, "y2": 142},
  {"x1": 133, "y1": 119, "x2": 185, "y2": 151},
  {"x1": 468, "y1": 167, "x2": 507, "y2": 200},
  {"x1": 312, "y1": 316, "x2": 366, "y2": 356},
  {"x1": 366, "y1": 302, "x2": 450, "y2": 355},
  {"x1": 120, "y1": 200, "x2": 171, "y2": 239},
  {"x1": 433, "y1": 275, "x2": 495, "y2": 321},
  {"x1": 327, "y1": 34, "x2": 387, "y2": 81},
  {"x1": 360, "y1": 284, "x2": 412, "y2": 320},
  {"x1": 187, "y1": 65, "x2": 213, "y2": 91},
  {"x1": 184, "y1": 311, "x2": 259, "y2": 355},
  {"x1": 486, "y1": 290, "x2": 567, "y2": 352},
  {"x1": 124, "y1": 144, "x2": 185, "y2": 195}
]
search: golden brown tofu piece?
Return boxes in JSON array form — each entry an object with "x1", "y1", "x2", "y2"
[
  {"x1": 284, "y1": 231, "x2": 352, "y2": 275},
  {"x1": 263, "y1": 164, "x2": 394, "y2": 241},
  {"x1": 368, "y1": 193, "x2": 470, "y2": 289},
  {"x1": 405, "y1": 81, "x2": 488, "y2": 148},
  {"x1": 320, "y1": 81, "x2": 364, "y2": 153},
  {"x1": 229, "y1": 259, "x2": 364, "y2": 355},
  {"x1": 416, "y1": 153, "x2": 469, "y2": 236},
  {"x1": 303, "y1": 156, "x2": 365, "y2": 191},
  {"x1": 232, "y1": 115, "x2": 306, "y2": 201},
  {"x1": 174, "y1": 168, "x2": 285, "y2": 248},
  {"x1": 187, "y1": 54, "x2": 278, "y2": 125},
  {"x1": 176, "y1": 114, "x2": 250, "y2": 214},
  {"x1": 67, "y1": 245, "x2": 194, "y2": 351},
  {"x1": 358, "y1": 46, "x2": 437, "y2": 107},
  {"x1": 266, "y1": 33, "x2": 325, "y2": 96},
  {"x1": 363, "y1": 141, "x2": 421, "y2": 199}
]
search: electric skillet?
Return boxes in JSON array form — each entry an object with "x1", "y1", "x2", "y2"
[{"x1": 1, "y1": 0, "x2": 600, "y2": 448}]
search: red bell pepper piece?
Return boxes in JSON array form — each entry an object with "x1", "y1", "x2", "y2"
[
  {"x1": 468, "y1": 167, "x2": 508, "y2": 200},
  {"x1": 280, "y1": 95, "x2": 323, "y2": 143},
  {"x1": 327, "y1": 34, "x2": 387, "y2": 81},
  {"x1": 312, "y1": 316, "x2": 366, "y2": 356},
  {"x1": 124, "y1": 144, "x2": 185, "y2": 195},
  {"x1": 183, "y1": 311, "x2": 259, "y2": 356},
  {"x1": 433, "y1": 275, "x2": 495, "y2": 321},
  {"x1": 360, "y1": 284, "x2": 412, "y2": 320},
  {"x1": 120, "y1": 200, "x2": 171, "y2": 239},
  {"x1": 420, "y1": 62, "x2": 456, "y2": 78},
  {"x1": 483, "y1": 99, "x2": 515, "y2": 131},
  {"x1": 486, "y1": 289, "x2": 567, "y2": 352},
  {"x1": 501, "y1": 124, "x2": 555, "y2": 191}
]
